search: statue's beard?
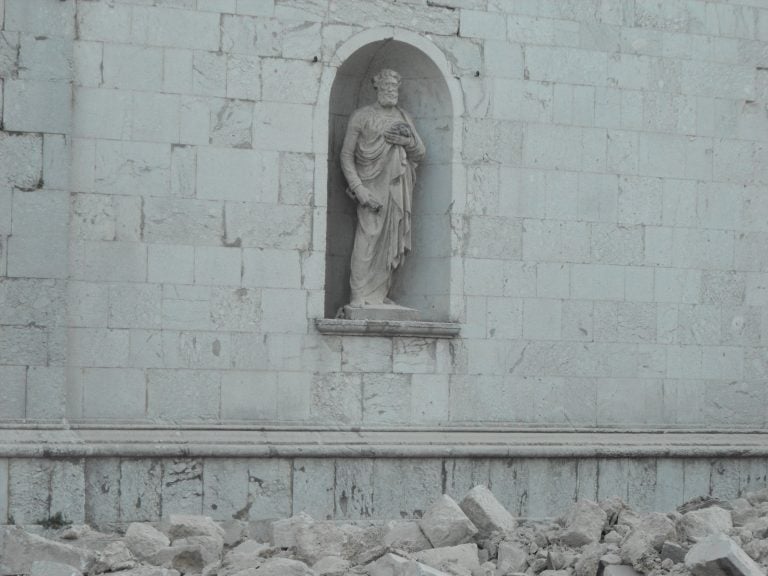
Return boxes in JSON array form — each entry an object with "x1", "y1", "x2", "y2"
[{"x1": 378, "y1": 93, "x2": 398, "y2": 107}]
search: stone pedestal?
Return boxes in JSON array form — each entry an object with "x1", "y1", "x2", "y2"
[{"x1": 343, "y1": 304, "x2": 419, "y2": 321}]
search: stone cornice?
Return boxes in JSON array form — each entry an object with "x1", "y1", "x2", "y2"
[
  {"x1": 1, "y1": 424, "x2": 767, "y2": 459},
  {"x1": 314, "y1": 318, "x2": 461, "y2": 338}
]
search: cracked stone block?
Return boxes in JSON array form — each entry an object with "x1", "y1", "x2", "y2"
[
  {"x1": 418, "y1": 494, "x2": 478, "y2": 548},
  {"x1": 677, "y1": 507, "x2": 733, "y2": 542},
  {"x1": 125, "y1": 523, "x2": 170, "y2": 562},
  {"x1": 685, "y1": 533, "x2": 763, "y2": 576},
  {"x1": 559, "y1": 500, "x2": 607, "y2": 547},
  {"x1": 459, "y1": 485, "x2": 516, "y2": 538}
]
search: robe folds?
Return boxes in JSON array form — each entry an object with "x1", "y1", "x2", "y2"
[{"x1": 340, "y1": 104, "x2": 426, "y2": 305}]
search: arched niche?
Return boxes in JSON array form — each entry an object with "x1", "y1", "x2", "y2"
[{"x1": 324, "y1": 37, "x2": 456, "y2": 321}]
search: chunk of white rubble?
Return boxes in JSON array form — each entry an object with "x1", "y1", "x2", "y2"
[
  {"x1": 661, "y1": 540, "x2": 687, "y2": 564},
  {"x1": 731, "y1": 499, "x2": 759, "y2": 527},
  {"x1": 603, "y1": 566, "x2": 643, "y2": 576},
  {"x1": 685, "y1": 533, "x2": 764, "y2": 576},
  {"x1": 619, "y1": 511, "x2": 675, "y2": 551},
  {"x1": 30, "y1": 560, "x2": 83, "y2": 576},
  {"x1": 382, "y1": 520, "x2": 432, "y2": 553},
  {"x1": 559, "y1": 500, "x2": 607, "y2": 547},
  {"x1": 166, "y1": 515, "x2": 225, "y2": 541},
  {"x1": 219, "y1": 518, "x2": 248, "y2": 547},
  {"x1": 0, "y1": 526, "x2": 97, "y2": 575},
  {"x1": 125, "y1": 523, "x2": 171, "y2": 561},
  {"x1": 150, "y1": 541, "x2": 218, "y2": 573},
  {"x1": 369, "y1": 553, "x2": 449, "y2": 576},
  {"x1": 619, "y1": 530, "x2": 657, "y2": 572},
  {"x1": 254, "y1": 557, "x2": 317, "y2": 575},
  {"x1": 271, "y1": 511, "x2": 313, "y2": 548},
  {"x1": 745, "y1": 487, "x2": 768, "y2": 506},
  {"x1": 413, "y1": 543, "x2": 481, "y2": 575},
  {"x1": 677, "y1": 506, "x2": 733, "y2": 542},
  {"x1": 218, "y1": 540, "x2": 269, "y2": 575},
  {"x1": 419, "y1": 494, "x2": 478, "y2": 548},
  {"x1": 91, "y1": 540, "x2": 136, "y2": 573},
  {"x1": 293, "y1": 520, "x2": 377, "y2": 565},
  {"x1": 496, "y1": 540, "x2": 528, "y2": 573},
  {"x1": 541, "y1": 571, "x2": 570, "y2": 576},
  {"x1": 459, "y1": 485, "x2": 516, "y2": 538},
  {"x1": 312, "y1": 554, "x2": 351, "y2": 576},
  {"x1": 103, "y1": 567, "x2": 180, "y2": 576}
]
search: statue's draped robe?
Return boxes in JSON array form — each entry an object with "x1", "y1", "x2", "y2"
[{"x1": 340, "y1": 105, "x2": 426, "y2": 305}]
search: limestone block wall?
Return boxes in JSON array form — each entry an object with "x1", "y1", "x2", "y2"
[{"x1": 1, "y1": 0, "x2": 768, "y2": 524}]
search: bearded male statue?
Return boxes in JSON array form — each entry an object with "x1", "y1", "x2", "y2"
[{"x1": 340, "y1": 69, "x2": 426, "y2": 315}]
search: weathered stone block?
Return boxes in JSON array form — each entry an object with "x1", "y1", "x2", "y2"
[
  {"x1": 677, "y1": 506, "x2": 733, "y2": 542},
  {"x1": 559, "y1": 500, "x2": 607, "y2": 547},
  {"x1": 459, "y1": 485, "x2": 516, "y2": 538},
  {"x1": 685, "y1": 533, "x2": 763, "y2": 576},
  {"x1": 419, "y1": 494, "x2": 478, "y2": 548}
]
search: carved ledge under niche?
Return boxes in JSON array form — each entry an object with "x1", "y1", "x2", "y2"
[{"x1": 315, "y1": 318, "x2": 460, "y2": 338}]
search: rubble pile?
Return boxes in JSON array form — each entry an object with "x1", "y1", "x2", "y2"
[{"x1": 3, "y1": 484, "x2": 768, "y2": 576}]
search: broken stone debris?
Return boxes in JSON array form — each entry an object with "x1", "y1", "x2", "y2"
[{"x1": 3, "y1": 486, "x2": 768, "y2": 576}]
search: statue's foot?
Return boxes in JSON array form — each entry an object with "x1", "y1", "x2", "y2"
[
  {"x1": 383, "y1": 297, "x2": 397, "y2": 306},
  {"x1": 350, "y1": 299, "x2": 364, "y2": 307}
]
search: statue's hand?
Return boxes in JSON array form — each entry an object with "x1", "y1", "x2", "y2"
[
  {"x1": 384, "y1": 128, "x2": 412, "y2": 147},
  {"x1": 354, "y1": 186, "x2": 382, "y2": 212}
]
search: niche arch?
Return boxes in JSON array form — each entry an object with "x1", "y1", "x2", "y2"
[{"x1": 320, "y1": 29, "x2": 464, "y2": 322}]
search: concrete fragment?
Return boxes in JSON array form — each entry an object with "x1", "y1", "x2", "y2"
[
  {"x1": 125, "y1": 523, "x2": 171, "y2": 561},
  {"x1": 30, "y1": 561, "x2": 83, "y2": 576},
  {"x1": 540, "y1": 571, "x2": 569, "y2": 576},
  {"x1": 166, "y1": 514, "x2": 225, "y2": 541},
  {"x1": 677, "y1": 506, "x2": 733, "y2": 542},
  {"x1": 600, "y1": 497, "x2": 629, "y2": 525},
  {"x1": 150, "y1": 542, "x2": 217, "y2": 573},
  {"x1": 496, "y1": 540, "x2": 528, "y2": 573},
  {"x1": 271, "y1": 512, "x2": 313, "y2": 548},
  {"x1": 743, "y1": 517, "x2": 768, "y2": 539},
  {"x1": 603, "y1": 566, "x2": 642, "y2": 576},
  {"x1": 256, "y1": 557, "x2": 319, "y2": 575},
  {"x1": 731, "y1": 499, "x2": 759, "y2": 527},
  {"x1": 218, "y1": 540, "x2": 269, "y2": 574},
  {"x1": 419, "y1": 494, "x2": 478, "y2": 548},
  {"x1": 660, "y1": 541, "x2": 687, "y2": 564},
  {"x1": 91, "y1": 540, "x2": 136, "y2": 573},
  {"x1": 312, "y1": 555, "x2": 350, "y2": 576},
  {"x1": 743, "y1": 539, "x2": 768, "y2": 563},
  {"x1": 382, "y1": 520, "x2": 432, "y2": 553},
  {"x1": 413, "y1": 543, "x2": 481, "y2": 575},
  {"x1": 369, "y1": 553, "x2": 449, "y2": 576},
  {"x1": 574, "y1": 543, "x2": 608, "y2": 576},
  {"x1": 0, "y1": 526, "x2": 97, "y2": 575},
  {"x1": 478, "y1": 560, "x2": 496, "y2": 576},
  {"x1": 108, "y1": 567, "x2": 179, "y2": 576},
  {"x1": 293, "y1": 520, "x2": 366, "y2": 564},
  {"x1": 172, "y1": 535, "x2": 223, "y2": 562},
  {"x1": 219, "y1": 518, "x2": 248, "y2": 547},
  {"x1": 745, "y1": 488, "x2": 768, "y2": 506},
  {"x1": 685, "y1": 533, "x2": 764, "y2": 576},
  {"x1": 459, "y1": 485, "x2": 516, "y2": 538},
  {"x1": 678, "y1": 496, "x2": 729, "y2": 514},
  {"x1": 600, "y1": 553, "x2": 622, "y2": 565},
  {"x1": 559, "y1": 501, "x2": 607, "y2": 547},
  {"x1": 619, "y1": 530, "x2": 657, "y2": 571},
  {"x1": 623, "y1": 512, "x2": 676, "y2": 551}
]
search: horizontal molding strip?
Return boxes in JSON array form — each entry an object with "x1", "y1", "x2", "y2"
[
  {"x1": 1, "y1": 425, "x2": 768, "y2": 459},
  {"x1": 314, "y1": 318, "x2": 460, "y2": 338}
]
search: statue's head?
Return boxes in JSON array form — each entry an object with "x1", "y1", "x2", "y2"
[{"x1": 372, "y1": 69, "x2": 401, "y2": 107}]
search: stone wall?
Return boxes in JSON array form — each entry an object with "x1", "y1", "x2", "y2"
[{"x1": 1, "y1": 0, "x2": 768, "y2": 524}]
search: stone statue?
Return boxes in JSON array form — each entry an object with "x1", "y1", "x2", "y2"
[{"x1": 340, "y1": 69, "x2": 426, "y2": 317}]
